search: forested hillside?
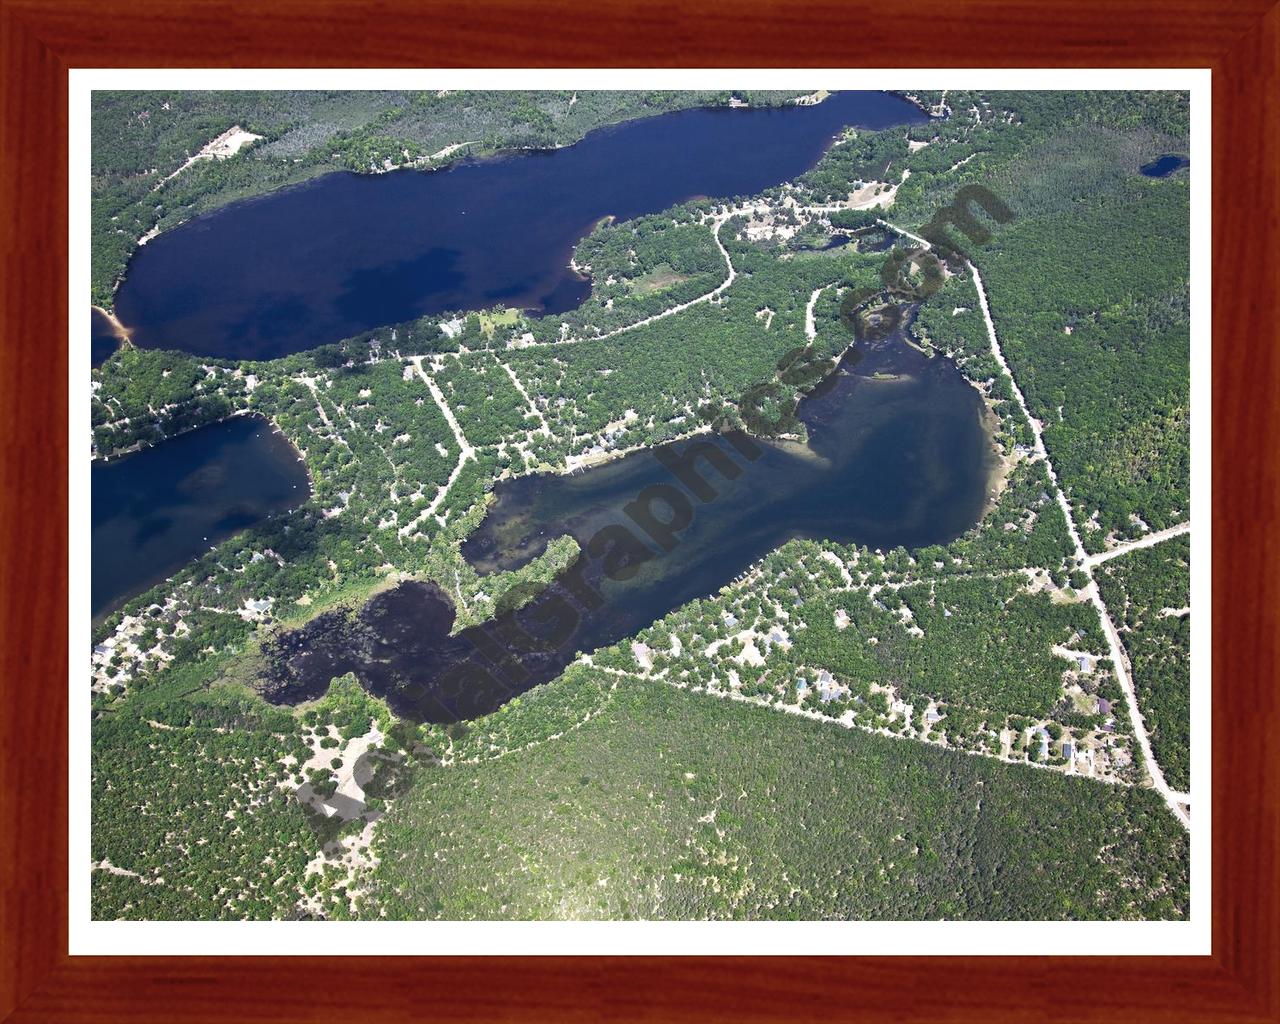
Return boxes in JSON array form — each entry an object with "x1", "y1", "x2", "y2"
[
  {"x1": 92, "y1": 690, "x2": 315, "y2": 920},
  {"x1": 976, "y1": 183, "x2": 1190, "y2": 551}
]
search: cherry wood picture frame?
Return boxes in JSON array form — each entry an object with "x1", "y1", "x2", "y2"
[{"x1": 2, "y1": 1, "x2": 1276, "y2": 1020}]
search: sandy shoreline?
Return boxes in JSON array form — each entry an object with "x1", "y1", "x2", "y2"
[
  {"x1": 979, "y1": 400, "x2": 1017, "y2": 515},
  {"x1": 92, "y1": 304, "x2": 132, "y2": 340}
]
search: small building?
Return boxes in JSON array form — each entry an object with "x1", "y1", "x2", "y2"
[
  {"x1": 239, "y1": 597, "x2": 274, "y2": 622},
  {"x1": 816, "y1": 673, "x2": 841, "y2": 703}
]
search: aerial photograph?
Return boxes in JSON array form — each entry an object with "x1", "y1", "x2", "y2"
[{"x1": 88, "y1": 87, "x2": 1193, "y2": 922}]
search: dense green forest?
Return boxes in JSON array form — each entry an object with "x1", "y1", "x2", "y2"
[
  {"x1": 91, "y1": 688, "x2": 315, "y2": 920},
  {"x1": 435, "y1": 351, "x2": 537, "y2": 449},
  {"x1": 975, "y1": 182, "x2": 1190, "y2": 551},
  {"x1": 885, "y1": 90, "x2": 1190, "y2": 550},
  {"x1": 1096, "y1": 536, "x2": 1192, "y2": 792},
  {"x1": 889, "y1": 90, "x2": 1188, "y2": 228},
  {"x1": 367, "y1": 667, "x2": 1187, "y2": 920}
]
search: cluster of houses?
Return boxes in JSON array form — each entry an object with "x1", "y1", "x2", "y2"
[
  {"x1": 1022, "y1": 716, "x2": 1128, "y2": 780},
  {"x1": 795, "y1": 668, "x2": 843, "y2": 704},
  {"x1": 90, "y1": 602, "x2": 185, "y2": 693}
]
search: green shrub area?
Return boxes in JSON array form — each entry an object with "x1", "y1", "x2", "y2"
[
  {"x1": 305, "y1": 673, "x2": 393, "y2": 739},
  {"x1": 91, "y1": 690, "x2": 315, "y2": 920},
  {"x1": 912, "y1": 274, "x2": 1035, "y2": 454},
  {"x1": 368, "y1": 669, "x2": 1188, "y2": 920},
  {"x1": 505, "y1": 240, "x2": 884, "y2": 456},
  {"x1": 891, "y1": 91, "x2": 1188, "y2": 229},
  {"x1": 941, "y1": 460, "x2": 1077, "y2": 574},
  {"x1": 1095, "y1": 535, "x2": 1191, "y2": 791},
  {"x1": 557, "y1": 209, "x2": 728, "y2": 336},
  {"x1": 439, "y1": 665, "x2": 616, "y2": 764},
  {"x1": 91, "y1": 347, "x2": 247, "y2": 454},
  {"x1": 793, "y1": 575, "x2": 1104, "y2": 718},
  {"x1": 435, "y1": 351, "x2": 536, "y2": 448}
]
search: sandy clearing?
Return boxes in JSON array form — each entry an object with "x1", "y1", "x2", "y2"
[
  {"x1": 429, "y1": 141, "x2": 478, "y2": 161},
  {"x1": 804, "y1": 285, "x2": 830, "y2": 341},
  {"x1": 849, "y1": 168, "x2": 911, "y2": 211},
  {"x1": 155, "y1": 125, "x2": 262, "y2": 190}
]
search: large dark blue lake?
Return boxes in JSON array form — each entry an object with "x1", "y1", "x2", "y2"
[{"x1": 112, "y1": 91, "x2": 926, "y2": 360}]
